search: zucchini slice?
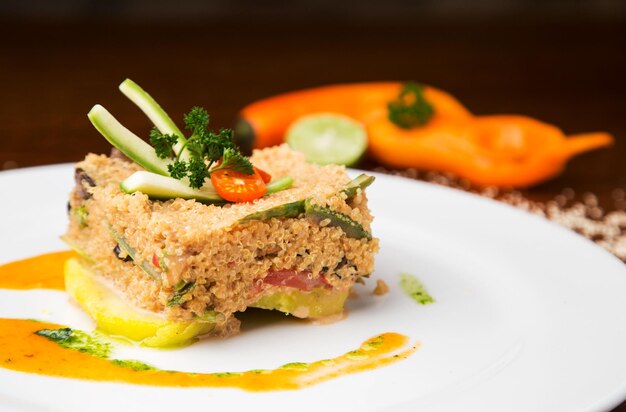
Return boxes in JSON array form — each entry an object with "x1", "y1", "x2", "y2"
[
  {"x1": 239, "y1": 200, "x2": 305, "y2": 222},
  {"x1": 342, "y1": 174, "x2": 375, "y2": 199},
  {"x1": 88, "y1": 105, "x2": 170, "y2": 175},
  {"x1": 304, "y1": 199, "x2": 372, "y2": 240},
  {"x1": 265, "y1": 176, "x2": 294, "y2": 194},
  {"x1": 119, "y1": 79, "x2": 189, "y2": 161},
  {"x1": 107, "y1": 224, "x2": 162, "y2": 280},
  {"x1": 120, "y1": 171, "x2": 225, "y2": 204}
]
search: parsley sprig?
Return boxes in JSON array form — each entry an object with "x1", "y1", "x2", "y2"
[
  {"x1": 388, "y1": 82, "x2": 434, "y2": 129},
  {"x1": 150, "y1": 106, "x2": 253, "y2": 188}
]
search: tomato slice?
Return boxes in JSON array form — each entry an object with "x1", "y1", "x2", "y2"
[
  {"x1": 262, "y1": 270, "x2": 319, "y2": 291},
  {"x1": 254, "y1": 166, "x2": 272, "y2": 184},
  {"x1": 250, "y1": 270, "x2": 331, "y2": 296},
  {"x1": 152, "y1": 252, "x2": 160, "y2": 269},
  {"x1": 211, "y1": 168, "x2": 267, "y2": 202}
]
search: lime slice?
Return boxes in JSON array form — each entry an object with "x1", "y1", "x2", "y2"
[{"x1": 286, "y1": 113, "x2": 367, "y2": 166}]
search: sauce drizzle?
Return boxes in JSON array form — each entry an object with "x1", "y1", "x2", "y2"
[{"x1": 0, "y1": 319, "x2": 417, "y2": 391}]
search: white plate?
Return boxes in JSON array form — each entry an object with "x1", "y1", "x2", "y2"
[{"x1": 1, "y1": 164, "x2": 625, "y2": 412}]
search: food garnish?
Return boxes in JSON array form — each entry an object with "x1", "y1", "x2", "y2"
[
  {"x1": 119, "y1": 79, "x2": 189, "y2": 160},
  {"x1": 1, "y1": 318, "x2": 416, "y2": 391},
  {"x1": 399, "y1": 273, "x2": 434, "y2": 305},
  {"x1": 285, "y1": 113, "x2": 367, "y2": 166},
  {"x1": 36, "y1": 327, "x2": 112, "y2": 357},
  {"x1": 387, "y1": 82, "x2": 434, "y2": 129},
  {"x1": 152, "y1": 106, "x2": 254, "y2": 189},
  {"x1": 89, "y1": 79, "x2": 293, "y2": 203},
  {"x1": 210, "y1": 167, "x2": 267, "y2": 202},
  {"x1": 119, "y1": 171, "x2": 224, "y2": 204},
  {"x1": 264, "y1": 175, "x2": 295, "y2": 194},
  {"x1": 236, "y1": 82, "x2": 470, "y2": 151},
  {"x1": 254, "y1": 166, "x2": 272, "y2": 183}
]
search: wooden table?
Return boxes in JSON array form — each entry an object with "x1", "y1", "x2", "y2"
[{"x1": 1, "y1": 16, "x2": 625, "y2": 410}]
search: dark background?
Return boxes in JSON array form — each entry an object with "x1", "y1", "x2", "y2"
[
  {"x1": 1, "y1": 0, "x2": 625, "y2": 207},
  {"x1": 1, "y1": 1, "x2": 625, "y2": 409}
]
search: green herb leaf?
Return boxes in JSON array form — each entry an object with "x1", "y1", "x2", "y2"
[
  {"x1": 149, "y1": 128, "x2": 178, "y2": 159},
  {"x1": 187, "y1": 157, "x2": 209, "y2": 189},
  {"x1": 215, "y1": 128, "x2": 237, "y2": 151},
  {"x1": 214, "y1": 147, "x2": 254, "y2": 174},
  {"x1": 167, "y1": 160, "x2": 188, "y2": 179},
  {"x1": 388, "y1": 82, "x2": 434, "y2": 129},
  {"x1": 183, "y1": 106, "x2": 210, "y2": 136}
]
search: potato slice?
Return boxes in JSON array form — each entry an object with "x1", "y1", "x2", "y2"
[
  {"x1": 251, "y1": 287, "x2": 349, "y2": 319},
  {"x1": 64, "y1": 258, "x2": 214, "y2": 347}
]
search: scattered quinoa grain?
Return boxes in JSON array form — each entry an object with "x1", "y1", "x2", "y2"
[
  {"x1": 611, "y1": 188, "x2": 625, "y2": 201},
  {"x1": 376, "y1": 167, "x2": 626, "y2": 262},
  {"x1": 373, "y1": 279, "x2": 389, "y2": 296},
  {"x1": 562, "y1": 188, "x2": 575, "y2": 200}
]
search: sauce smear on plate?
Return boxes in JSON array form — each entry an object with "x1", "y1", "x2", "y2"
[
  {"x1": 0, "y1": 318, "x2": 416, "y2": 390},
  {"x1": 0, "y1": 250, "x2": 74, "y2": 290}
]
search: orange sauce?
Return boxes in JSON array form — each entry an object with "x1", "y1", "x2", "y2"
[
  {"x1": 0, "y1": 251, "x2": 419, "y2": 390},
  {"x1": 0, "y1": 318, "x2": 417, "y2": 390},
  {"x1": 0, "y1": 250, "x2": 75, "y2": 290}
]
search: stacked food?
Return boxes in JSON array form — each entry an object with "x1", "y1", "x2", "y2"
[{"x1": 63, "y1": 80, "x2": 378, "y2": 346}]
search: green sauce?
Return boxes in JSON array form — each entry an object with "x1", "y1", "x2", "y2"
[
  {"x1": 212, "y1": 372, "x2": 244, "y2": 378},
  {"x1": 279, "y1": 362, "x2": 309, "y2": 371},
  {"x1": 111, "y1": 359, "x2": 156, "y2": 371},
  {"x1": 36, "y1": 327, "x2": 158, "y2": 370},
  {"x1": 36, "y1": 328, "x2": 112, "y2": 358},
  {"x1": 399, "y1": 273, "x2": 435, "y2": 305}
]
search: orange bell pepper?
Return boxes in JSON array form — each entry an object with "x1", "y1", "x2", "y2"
[
  {"x1": 237, "y1": 83, "x2": 613, "y2": 188},
  {"x1": 236, "y1": 82, "x2": 472, "y2": 151},
  {"x1": 368, "y1": 114, "x2": 613, "y2": 187}
]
